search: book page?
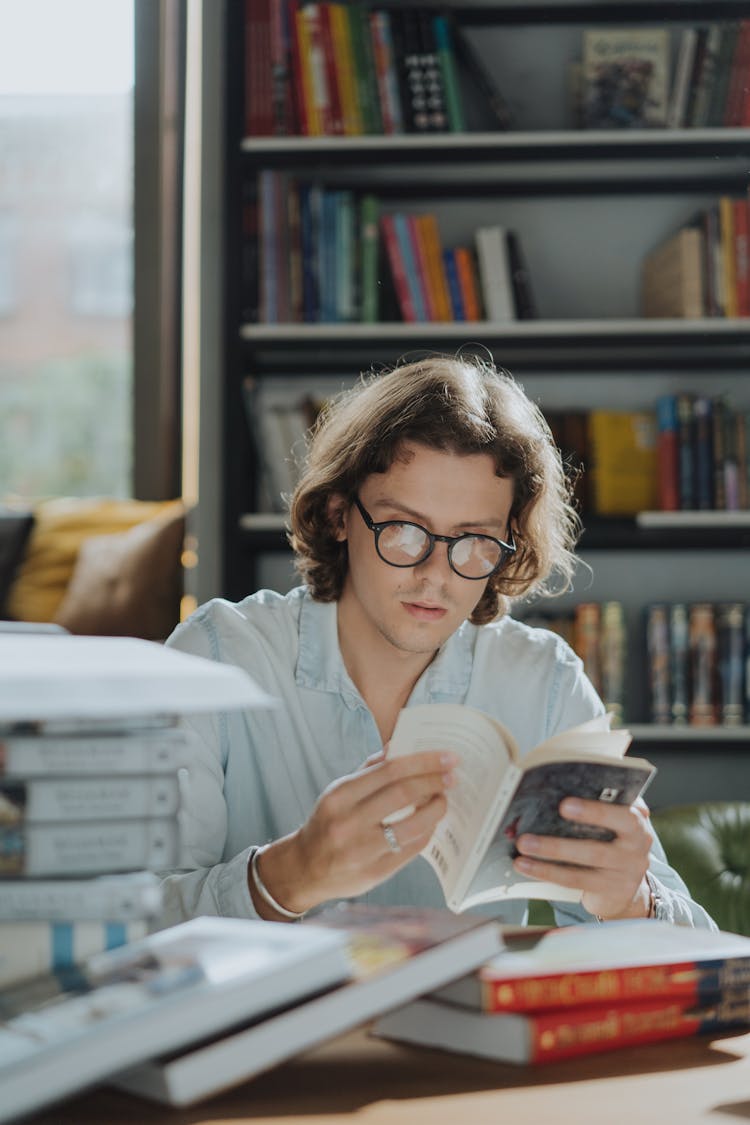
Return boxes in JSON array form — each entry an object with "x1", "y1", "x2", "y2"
[
  {"x1": 388, "y1": 704, "x2": 514, "y2": 902},
  {"x1": 523, "y1": 713, "x2": 632, "y2": 769},
  {"x1": 459, "y1": 758, "x2": 655, "y2": 911}
]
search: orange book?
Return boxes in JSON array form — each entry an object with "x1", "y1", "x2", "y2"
[
  {"x1": 418, "y1": 214, "x2": 453, "y2": 321},
  {"x1": 329, "y1": 2, "x2": 362, "y2": 135},
  {"x1": 453, "y1": 245, "x2": 483, "y2": 320},
  {"x1": 293, "y1": 6, "x2": 321, "y2": 134},
  {"x1": 434, "y1": 924, "x2": 750, "y2": 1014},
  {"x1": 375, "y1": 990, "x2": 750, "y2": 1065},
  {"x1": 406, "y1": 215, "x2": 437, "y2": 321},
  {"x1": 719, "y1": 195, "x2": 739, "y2": 317}
]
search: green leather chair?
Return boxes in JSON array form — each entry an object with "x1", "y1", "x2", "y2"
[{"x1": 651, "y1": 802, "x2": 750, "y2": 937}]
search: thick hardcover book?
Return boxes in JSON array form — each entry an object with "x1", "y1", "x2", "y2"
[
  {"x1": 0, "y1": 634, "x2": 273, "y2": 724},
  {"x1": 0, "y1": 871, "x2": 163, "y2": 923},
  {"x1": 717, "y1": 602, "x2": 746, "y2": 726},
  {"x1": 582, "y1": 27, "x2": 670, "y2": 129},
  {"x1": 373, "y1": 988, "x2": 750, "y2": 1066},
  {"x1": 0, "y1": 724, "x2": 194, "y2": 776},
  {"x1": 641, "y1": 226, "x2": 705, "y2": 319},
  {"x1": 688, "y1": 603, "x2": 718, "y2": 726},
  {"x1": 0, "y1": 775, "x2": 180, "y2": 824},
  {"x1": 0, "y1": 918, "x2": 150, "y2": 989},
  {"x1": 587, "y1": 410, "x2": 658, "y2": 516},
  {"x1": 0, "y1": 816, "x2": 180, "y2": 877},
  {"x1": 0, "y1": 916, "x2": 352, "y2": 1124},
  {"x1": 432, "y1": 921, "x2": 750, "y2": 1014},
  {"x1": 114, "y1": 905, "x2": 503, "y2": 1107},
  {"x1": 387, "y1": 706, "x2": 653, "y2": 913}
]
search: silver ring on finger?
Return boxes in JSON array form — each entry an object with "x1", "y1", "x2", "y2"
[{"x1": 382, "y1": 824, "x2": 401, "y2": 854}]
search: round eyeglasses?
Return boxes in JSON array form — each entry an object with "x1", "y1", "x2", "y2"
[{"x1": 354, "y1": 497, "x2": 516, "y2": 581}]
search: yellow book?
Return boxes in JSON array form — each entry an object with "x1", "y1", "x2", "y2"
[
  {"x1": 719, "y1": 195, "x2": 738, "y2": 318},
  {"x1": 588, "y1": 410, "x2": 658, "y2": 515},
  {"x1": 330, "y1": 2, "x2": 362, "y2": 135},
  {"x1": 294, "y1": 7, "x2": 321, "y2": 135},
  {"x1": 418, "y1": 214, "x2": 453, "y2": 321}
]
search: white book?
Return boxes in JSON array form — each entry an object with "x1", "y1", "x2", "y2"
[
  {"x1": 114, "y1": 904, "x2": 503, "y2": 1107},
  {"x1": 0, "y1": 872, "x2": 163, "y2": 922},
  {"x1": 0, "y1": 916, "x2": 352, "y2": 1124},
  {"x1": 0, "y1": 918, "x2": 150, "y2": 989},
  {"x1": 474, "y1": 225, "x2": 516, "y2": 321},
  {"x1": 1, "y1": 816, "x2": 180, "y2": 877},
  {"x1": 0, "y1": 725, "x2": 199, "y2": 775},
  {"x1": 666, "y1": 27, "x2": 698, "y2": 128},
  {"x1": 387, "y1": 705, "x2": 654, "y2": 913},
  {"x1": 0, "y1": 775, "x2": 180, "y2": 823},
  {"x1": 0, "y1": 634, "x2": 275, "y2": 724}
]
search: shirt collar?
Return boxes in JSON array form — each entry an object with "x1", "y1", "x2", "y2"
[{"x1": 295, "y1": 588, "x2": 474, "y2": 703}]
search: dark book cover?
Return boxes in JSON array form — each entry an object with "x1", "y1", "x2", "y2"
[{"x1": 506, "y1": 230, "x2": 537, "y2": 320}]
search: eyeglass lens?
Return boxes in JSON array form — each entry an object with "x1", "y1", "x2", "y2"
[{"x1": 377, "y1": 523, "x2": 503, "y2": 578}]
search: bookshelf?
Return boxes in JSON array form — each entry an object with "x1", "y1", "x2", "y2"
[{"x1": 220, "y1": 0, "x2": 750, "y2": 775}]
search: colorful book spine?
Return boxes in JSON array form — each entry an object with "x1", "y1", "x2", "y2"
[
  {"x1": 599, "y1": 601, "x2": 626, "y2": 727},
  {"x1": 442, "y1": 248, "x2": 465, "y2": 321},
  {"x1": 406, "y1": 215, "x2": 437, "y2": 321},
  {"x1": 669, "y1": 603, "x2": 690, "y2": 724},
  {"x1": 573, "y1": 603, "x2": 602, "y2": 698},
  {"x1": 0, "y1": 919, "x2": 150, "y2": 990},
  {"x1": 419, "y1": 214, "x2": 452, "y2": 321},
  {"x1": 0, "y1": 776, "x2": 180, "y2": 823},
  {"x1": 330, "y1": 2, "x2": 362, "y2": 135},
  {"x1": 244, "y1": 0, "x2": 274, "y2": 136},
  {"x1": 380, "y1": 213, "x2": 417, "y2": 322},
  {"x1": 733, "y1": 196, "x2": 750, "y2": 317},
  {"x1": 454, "y1": 246, "x2": 483, "y2": 320},
  {"x1": 393, "y1": 212, "x2": 428, "y2": 321},
  {"x1": 655, "y1": 395, "x2": 680, "y2": 511},
  {"x1": 646, "y1": 603, "x2": 672, "y2": 725},
  {"x1": 688, "y1": 603, "x2": 718, "y2": 726},
  {"x1": 369, "y1": 9, "x2": 403, "y2": 134},
  {"x1": 717, "y1": 603, "x2": 746, "y2": 726},
  {"x1": 318, "y1": 2, "x2": 345, "y2": 135},
  {"x1": 359, "y1": 193, "x2": 380, "y2": 324},
  {"x1": 347, "y1": 2, "x2": 382, "y2": 134},
  {"x1": 432, "y1": 14, "x2": 465, "y2": 132}
]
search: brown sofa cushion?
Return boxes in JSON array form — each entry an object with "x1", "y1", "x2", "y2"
[{"x1": 53, "y1": 501, "x2": 186, "y2": 640}]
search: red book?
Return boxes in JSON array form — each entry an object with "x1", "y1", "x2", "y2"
[
  {"x1": 375, "y1": 990, "x2": 750, "y2": 1065},
  {"x1": 244, "y1": 0, "x2": 274, "y2": 136},
  {"x1": 380, "y1": 214, "x2": 417, "y2": 322},
  {"x1": 723, "y1": 20, "x2": 750, "y2": 126},
  {"x1": 319, "y1": 3, "x2": 345, "y2": 135},
  {"x1": 656, "y1": 394, "x2": 680, "y2": 511},
  {"x1": 433, "y1": 922, "x2": 750, "y2": 1015},
  {"x1": 287, "y1": 0, "x2": 310, "y2": 135},
  {"x1": 734, "y1": 196, "x2": 750, "y2": 316}
]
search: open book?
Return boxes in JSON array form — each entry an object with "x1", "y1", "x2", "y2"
[{"x1": 388, "y1": 706, "x2": 655, "y2": 912}]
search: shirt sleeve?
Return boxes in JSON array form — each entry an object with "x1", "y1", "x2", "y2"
[{"x1": 157, "y1": 613, "x2": 265, "y2": 926}]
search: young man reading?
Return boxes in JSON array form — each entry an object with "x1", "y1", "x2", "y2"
[{"x1": 163, "y1": 356, "x2": 714, "y2": 930}]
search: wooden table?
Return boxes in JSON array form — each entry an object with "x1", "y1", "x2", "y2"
[{"x1": 22, "y1": 1024, "x2": 750, "y2": 1125}]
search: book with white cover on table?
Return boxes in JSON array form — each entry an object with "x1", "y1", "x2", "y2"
[
  {"x1": 0, "y1": 916, "x2": 352, "y2": 1124},
  {"x1": 114, "y1": 904, "x2": 504, "y2": 1107}
]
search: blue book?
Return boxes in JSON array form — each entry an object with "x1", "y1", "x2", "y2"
[
  {"x1": 442, "y1": 248, "x2": 465, "y2": 320},
  {"x1": 392, "y1": 212, "x2": 428, "y2": 322}
]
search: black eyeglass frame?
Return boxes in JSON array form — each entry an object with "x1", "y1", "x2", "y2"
[{"x1": 353, "y1": 496, "x2": 516, "y2": 581}]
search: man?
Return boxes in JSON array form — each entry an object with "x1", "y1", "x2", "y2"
[{"x1": 162, "y1": 356, "x2": 714, "y2": 930}]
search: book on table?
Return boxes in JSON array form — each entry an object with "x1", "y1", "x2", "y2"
[
  {"x1": 433, "y1": 919, "x2": 750, "y2": 1013},
  {"x1": 0, "y1": 915, "x2": 353, "y2": 1125},
  {"x1": 113, "y1": 904, "x2": 504, "y2": 1108},
  {"x1": 372, "y1": 986, "x2": 750, "y2": 1066},
  {"x1": 387, "y1": 705, "x2": 654, "y2": 913}
]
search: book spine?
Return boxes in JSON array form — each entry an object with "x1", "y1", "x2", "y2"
[
  {"x1": 2, "y1": 776, "x2": 180, "y2": 823},
  {"x1": 689, "y1": 24, "x2": 723, "y2": 128},
  {"x1": 454, "y1": 246, "x2": 483, "y2": 320},
  {"x1": 655, "y1": 394, "x2": 680, "y2": 511},
  {"x1": 334, "y1": 189, "x2": 356, "y2": 322},
  {"x1": 0, "y1": 873, "x2": 163, "y2": 923},
  {"x1": 2, "y1": 818, "x2": 181, "y2": 877},
  {"x1": 717, "y1": 602, "x2": 746, "y2": 726},
  {"x1": 666, "y1": 27, "x2": 698, "y2": 128},
  {"x1": 573, "y1": 603, "x2": 602, "y2": 697},
  {"x1": 0, "y1": 732, "x2": 186, "y2": 775},
  {"x1": 380, "y1": 213, "x2": 417, "y2": 322},
  {"x1": 481, "y1": 958, "x2": 750, "y2": 1014},
  {"x1": 646, "y1": 603, "x2": 672, "y2": 725},
  {"x1": 369, "y1": 10, "x2": 403, "y2": 135},
  {"x1": 330, "y1": 2, "x2": 363, "y2": 135},
  {"x1": 692, "y1": 396, "x2": 715, "y2": 510},
  {"x1": 298, "y1": 182, "x2": 320, "y2": 323},
  {"x1": 419, "y1": 214, "x2": 452, "y2": 321},
  {"x1": 270, "y1": 0, "x2": 295, "y2": 134},
  {"x1": 0, "y1": 920, "x2": 150, "y2": 990},
  {"x1": 287, "y1": 0, "x2": 311, "y2": 135},
  {"x1": 442, "y1": 248, "x2": 465, "y2": 321},
  {"x1": 287, "y1": 177, "x2": 303, "y2": 322},
  {"x1": 432, "y1": 14, "x2": 465, "y2": 132},
  {"x1": 676, "y1": 392, "x2": 696, "y2": 510},
  {"x1": 712, "y1": 395, "x2": 727, "y2": 511},
  {"x1": 407, "y1": 215, "x2": 437, "y2": 321},
  {"x1": 733, "y1": 196, "x2": 750, "y2": 317},
  {"x1": 359, "y1": 193, "x2": 380, "y2": 324},
  {"x1": 347, "y1": 2, "x2": 382, "y2": 134},
  {"x1": 244, "y1": 0, "x2": 274, "y2": 136},
  {"x1": 688, "y1": 603, "x2": 718, "y2": 726},
  {"x1": 669, "y1": 603, "x2": 690, "y2": 724},
  {"x1": 719, "y1": 196, "x2": 739, "y2": 318},
  {"x1": 393, "y1": 212, "x2": 428, "y2": 321},
  {"x1": 474, "y1": 226, "x2": 515, "y2": 322},
  {"x1": 529, "y1": 995, "x2": 749, "y2": 1064},
  {"x1": 599, "y1": 601, "x2": 626, "y2": 727},
  {"x1": 318, "y1": 2, "x2": 345, "y2": 135},
  {"x1": 506, "y1": 230, "x2": 537, "y2": 320}
]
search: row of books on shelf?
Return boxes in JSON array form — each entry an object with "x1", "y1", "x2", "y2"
[
  {"x1": 526, "y1": 599, "x2": 750, "y2": 728},
  {"x1": 245, "y1": 10, "x2": 750, "y2": 138},
  {"x1": 244, "y1": 2, "x2": 511, "y2": 138},
  {"x1": 642, "y1": 195, "x2": 750, "y2": 320},
  {"x1": 250, "y1": 173, "x2": 534, "y2": 325},
  {"x1": 549, "y1": 397, "x2": 750, "y2": 518}
]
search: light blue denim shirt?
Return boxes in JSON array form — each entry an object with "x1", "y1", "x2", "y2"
[{"x1": 161, "y1": 586, "x2": 715, "y2": 930}]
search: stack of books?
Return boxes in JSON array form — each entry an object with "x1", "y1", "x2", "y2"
[
  {"x1": 373, "y1": 919, "x2": 750, "y2": 1063},
  {"x1": 0, "y1": 632, "x2": 273, "y2": 989}
]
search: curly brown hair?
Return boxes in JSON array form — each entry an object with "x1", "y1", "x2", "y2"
[{"x1": 288, "y1": 355, "x2": 580, "y2": 624}]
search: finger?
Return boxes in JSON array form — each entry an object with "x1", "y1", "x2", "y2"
[
  {"x1": 513, "y1": 853, "x2": 610, "y2": 894},
  {"x1": 558, "y1": 797, "x2": 645, "y2": 837},
  {"x1": 360, "y1": 768, "x2": 454, "y2": 829},
  {"x1": 516, "y1": 832, "x2": 626, "y2": 873},
  {"x1": 374, "y1": 794, "x2": 448, "y2": 858},
  {"x1": 353, "y1": 751, "x2": 459, "y2": 801}
]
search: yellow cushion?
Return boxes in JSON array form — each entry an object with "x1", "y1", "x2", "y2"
[{"x1": 5, "y1": 498, "x2": 175, "y2": 624}]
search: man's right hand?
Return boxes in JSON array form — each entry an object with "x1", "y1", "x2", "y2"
[{"x1": 248, "y1": 751, "x2": 458, "y2": 920}]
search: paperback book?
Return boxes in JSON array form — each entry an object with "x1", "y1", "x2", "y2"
[{"x1": 387, "y1": 706, "x2": 654, "y2": 912}]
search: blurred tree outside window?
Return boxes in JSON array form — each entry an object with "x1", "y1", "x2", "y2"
[{"x1": 0, "y1": 0, "x2": 134, "y2": 501}]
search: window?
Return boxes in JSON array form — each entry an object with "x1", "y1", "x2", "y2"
[{"x1": 0, "y1": 0, "x2": 134, "y2": 500}]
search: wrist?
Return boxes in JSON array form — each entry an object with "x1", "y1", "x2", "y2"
[
  {"x1": 594, "y1": 876, "x2": 653, "y2": 923},
  {"x1": 247, "y1": 834, "x2": 315, "y2": 921}
]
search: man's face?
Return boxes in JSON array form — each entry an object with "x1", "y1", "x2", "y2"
[{"x1": 334, "y1": 442, "x2": 515, "y2": 659}]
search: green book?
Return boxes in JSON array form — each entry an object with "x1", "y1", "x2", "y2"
[
  {"x1": 359, "y1": 193, "x2": 380, "y2": 323},
  {"x1": 347, "y1": 3, "x2": 383, "y2": 134},
  {"x1": 432, "y1": 14, "x2": 465, "y2": 132}
]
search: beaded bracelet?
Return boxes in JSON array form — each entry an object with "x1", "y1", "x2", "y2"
[{"x1": 248, "y1": 845, "x2": 306, "y2": 922}]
